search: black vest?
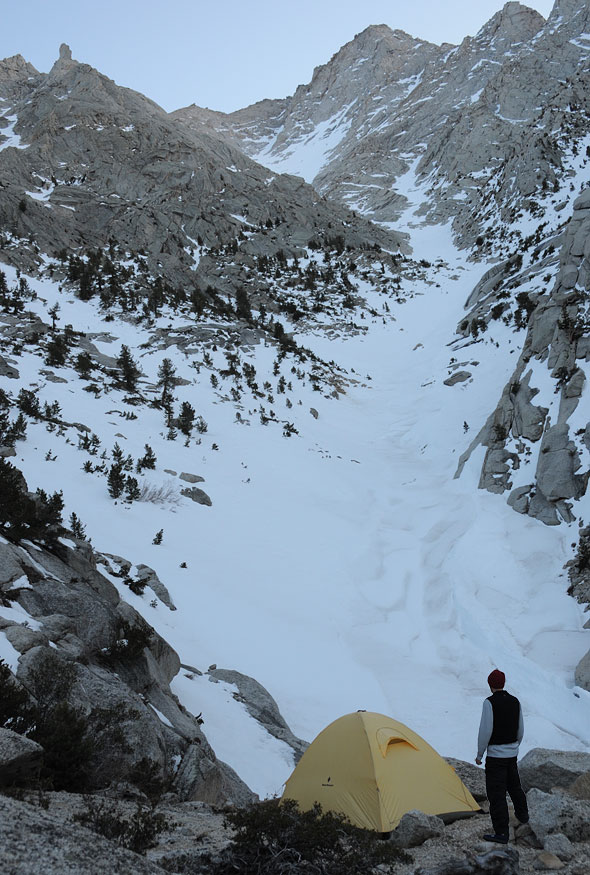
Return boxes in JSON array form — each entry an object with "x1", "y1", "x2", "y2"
[{"x1": 488, "y1": 690, "x2": 520, "y2": 745}]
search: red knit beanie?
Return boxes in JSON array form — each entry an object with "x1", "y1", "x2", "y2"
[{"x1": 488, "y1": 669, "x2": 505, "y2": 689}]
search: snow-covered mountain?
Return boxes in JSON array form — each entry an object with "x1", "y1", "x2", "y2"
[
  {"x1": 175, "y1": 0, "x2": 590, "y2": 532},
  {"x1": 1, "y1": 0, "x2": 590, "y2": 803}
]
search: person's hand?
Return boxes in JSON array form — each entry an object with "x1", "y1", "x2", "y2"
[{"x1": 475, "y1": 757, "x2": 482, "y2": 765}]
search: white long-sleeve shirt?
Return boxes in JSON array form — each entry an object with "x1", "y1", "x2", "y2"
[{"x1": 477, "y1": 697, "x2": 524, "y2": 760}]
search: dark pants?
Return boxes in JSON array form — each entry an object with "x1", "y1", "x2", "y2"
[{"x1": 485, "y1": 756, "x2": 529, "y2": 836}]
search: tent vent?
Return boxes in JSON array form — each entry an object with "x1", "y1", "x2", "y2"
[{"x1": 377, "y1": 728, "x2": 418, "y2": 758}]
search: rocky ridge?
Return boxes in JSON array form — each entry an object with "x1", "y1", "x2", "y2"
[
  {"x1": 174, "y1": 3, "x2": 548, "y2": 229},
  {"x1": 0, "y1": 43, "x2": 407, "y2": 313}
]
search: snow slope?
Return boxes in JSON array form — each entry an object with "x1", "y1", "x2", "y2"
[{"x1": 2, "y1": 167, "x2": 590, "y2": 800}]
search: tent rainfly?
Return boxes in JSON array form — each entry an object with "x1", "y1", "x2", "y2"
[{"x1": 281, "y1": 711, "x2": 480, "y2": 832}]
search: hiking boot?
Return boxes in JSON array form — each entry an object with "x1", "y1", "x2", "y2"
[{"x1": 483, "y1": 833, "x2": 509, "y2": 844}]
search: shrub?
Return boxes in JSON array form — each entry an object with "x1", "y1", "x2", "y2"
[
  {"x1": 492, "y1": 423, "x2": 508, "y2": 442},
  {"x1": 0, "y1": 658, "x2": 36, "y2": 734},
  {"x1": 100, "y1": 619, "x2": 152, "y2": 663},
  {"x1": 86, "y1": 704, "x2": 144, "y2": 787},
  {"x1": 31, "y1": 701, "x2": 93, "y2": 791},
  {"x1": 26, "y1": 651, "x2": 77, "y2": 714},
  {"x1": 210, "y1": 799, "x2": 409, "y2": 875},
  {"x1": 74, "y1": 797, "x2": 170, "y2": 854},
  {"x1": 129, "y1": 757, "x2": 170, "y2": 804},
  {"x1": 0, "y1": 459, "x2": 65, "y2": 544},
  {"x1": 138, "y1": 482, "x2": 181, "y2": 506}
]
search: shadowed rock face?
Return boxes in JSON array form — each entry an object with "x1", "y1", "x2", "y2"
[
  {"x1": 0, "y1": 728, "x2": 43, "y2": 786},
  {"x1": 0, "y1": 529, "x2": 254, "y2": 806}
]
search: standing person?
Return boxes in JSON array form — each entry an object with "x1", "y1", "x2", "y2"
[{"x1": 475, "y1": 669, "x2": 529, "y2": 843}]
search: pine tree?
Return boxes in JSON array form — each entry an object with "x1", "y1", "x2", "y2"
[
  {"x1": 75, "y1": 351, "x2": 93, "y2": 378},
  {"x1": 5, "y1": 412, "x2": 27, "y2": 445},
  {"x1": 235, "y1": 287, "x2": 252, "y2": 322},
  {"x1": 46, "y1": 333, "x2": 68, "y2": 366},
  {"x1": 157, "y1": 358, "x2": 177, "y2": 401},
  {"x1": 0, "y1": 460, "x2": 65, "y2": 544},
  {"x1": 107, "y1": 449, "x2": 125, "y2": 498},
  {"x1": 136, "y1": 444, "x2": 156, "y2": 472},
  {"x1": 0, "y1": 659, "x2": 36, "y2": 734},
  {"x1": 17, "y1": 389, "x2": 41, "y2": 417},
  {"x1": 116, "y1": 344, "x2": 140, "y2": 392},
  {"x1": 125, "y1": 476, "x2": 141, "y2": 502},
  {"x1": 111, "y1": 443, "x2": 124, "y2": 465},
  {"x1": 69, "y1": 512, "x2": 87, "y2": 540},
  {"x1": 177, "y1": 401, "x2": 195, "y2": 437},
  {"x1": 48, "y1": 302, "x2": 60, "y2": 331},
  {"x1": 157, "y1": 358, "x2": 177, "y2": 425}
]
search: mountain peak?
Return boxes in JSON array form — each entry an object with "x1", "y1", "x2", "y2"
[
  {"x1": 48, "y1": 42, "x2": 77, "y2": 78},
  {"x1": 305, "y1": 21, "x2": 440, "y2": 95},
  {"x1": 350, "y1": 23, "x2": 438, "y2": 53},
  {"x1": 475, "y1": 1, "x2": 545, "y2": 42},
  {"x1": 0, "y1": 53, "x2": 39, "y2": 79}
]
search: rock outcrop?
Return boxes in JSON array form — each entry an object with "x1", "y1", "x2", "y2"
[
  {"x1": 456, "y1": 182, "x2": 590, "y2": 529},
  {"x1": 389, "y1": 809, "x2": 444, "y2": 848},
  {"x1": 0, "y1": 534, "x2": 253, "y2": 805},
  {"x1": 0, "y1": 728, "x2": 43, "y2": 786},
  {"x1": 208, "y1": 667, "x2": 308, "y2": 759},
  {"x1": 520, "y1": 749, "x2": 590, "y2": 793},
  {"x1": 0, "y1": 793, "x2": 164, "y2": 874}
]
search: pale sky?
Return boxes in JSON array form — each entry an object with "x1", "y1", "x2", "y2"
[{"x1": 1, "y1": 0, "x2": 556, "y2": 113}]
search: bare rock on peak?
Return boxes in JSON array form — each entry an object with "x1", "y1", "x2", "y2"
[
  {"x1": 49, "y1": 42, "x2": 77, "y2": 77},
  {"x1": 135, "y1": 563, "x2": 177, "y2": 611},
  {"x1": 477, "y1": 2, "x2": 545, "y2": 42},
  {"x1": 527, "y1": 787, "x2": 590, "y2": 843}
]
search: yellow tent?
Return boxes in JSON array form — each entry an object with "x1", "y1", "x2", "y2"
[{"x1": 281, "y1": 711, "x2": 480, "y2": 832}]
